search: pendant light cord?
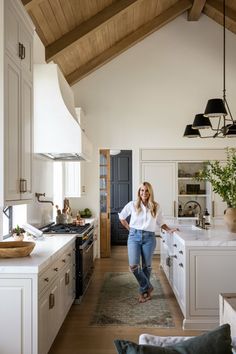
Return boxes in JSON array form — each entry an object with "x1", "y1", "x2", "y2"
[{"x1": 223, "y1": 0, "x2": 234, "y2": 123}]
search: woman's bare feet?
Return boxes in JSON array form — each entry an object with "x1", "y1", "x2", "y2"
[
  {"x1": 138, "y1": 293, "x2": 147, "y2": 303},
  {"x1": 146, "y1": 286, "x2": 153, "y2": 300}
]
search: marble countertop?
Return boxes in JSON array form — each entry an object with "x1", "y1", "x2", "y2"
[
  {"x1": 173, "y1": 225, "x2": 236, "y2": 247},
  {"x1": 0, "y1": 234, "x2": 76, "y2": 274}
]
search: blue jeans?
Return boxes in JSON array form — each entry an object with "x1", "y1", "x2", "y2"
[{"x1": 127, "y1": 228, "x2": 156, "y2": 294}]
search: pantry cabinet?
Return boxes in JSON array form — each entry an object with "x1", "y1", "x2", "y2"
[
  {"x1": 3, "y1": 0, "x2": 34, "y2": 204},
  {"x1": 140, "y1": 149, "x2": 227, "y2": 222},
  {"x1": 141, "y1": 162, "x2": 176, "y2": 219}
]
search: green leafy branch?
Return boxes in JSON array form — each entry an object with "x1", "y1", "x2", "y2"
[{"x1": 195, "y1": 148, "x2": 236, "y2": 208}]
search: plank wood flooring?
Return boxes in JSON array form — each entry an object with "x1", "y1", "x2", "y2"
[{"x1": 49, "y1": 246, "x2": 202, "y2": 354}]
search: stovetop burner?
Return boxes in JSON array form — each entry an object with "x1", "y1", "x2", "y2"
[{"x1": 42, "y1": 223, "x2": 91, "y2": 235}]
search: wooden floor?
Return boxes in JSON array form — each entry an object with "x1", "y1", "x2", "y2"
[{"x1": 49, "y1": 246, "x2": 201, "y2": 354}]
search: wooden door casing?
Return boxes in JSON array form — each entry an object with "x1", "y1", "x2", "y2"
[{"x1": 100, "y1": 150, "x2": 111, "y2": 257}]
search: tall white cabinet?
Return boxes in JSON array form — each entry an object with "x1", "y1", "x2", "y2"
[
  {"x1": 140, "y1": 149, "x2": 227, "y2": 223},
  {"x1": 3, "y1": 0, "x2": 34, "y2": 204}
]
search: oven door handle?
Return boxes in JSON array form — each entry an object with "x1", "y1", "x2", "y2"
[
  {"x1": 85, "y1": 240, "x2": 95, "y2": 253},
  {"x1": 82, "y1": 227, "x2": 94, "y2": 241}
]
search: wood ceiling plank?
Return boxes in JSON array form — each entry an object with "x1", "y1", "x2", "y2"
[
  {"x1": 204, "y1": 0, "x2": 236, "y2": 24},
  {"x1": 188, "y1": 0, "x2": 206, "y2": 21},
  {"x1": 66, "y1": 0, "x2": 192, "y2": 85},
  {"x1": 45, "y1": 0, "x2": 139, "y2": 62}
]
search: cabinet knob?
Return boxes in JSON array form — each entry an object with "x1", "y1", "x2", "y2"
[
  {"x1": 179, "y1": 250, "x2": 183, "y2": 254},
  {"x1": 179, "y1": 263, "x2": 184, "y2": 268},
  {"x1": 67, "y1": 253, "x2": 71, "y2": 257},
  {"x1": 54, "y1": 267, "x2": 58, "y2": 272},
  {"x1": 44, "y1": 277, "x2": 49, "y2": 282},
  {"x1": 173, "y1": 243, "x2": 177, "y2": 247},
  {"x1": 62, "y1": 259, "x2": 66, "y2": 263}
]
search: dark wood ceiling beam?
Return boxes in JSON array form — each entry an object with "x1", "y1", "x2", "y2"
[
  {"x1": 21, "y1": 0, "x2": 44, "y2": 10},
  {"x1": 66, "y1": 0, "x2": 192, "y2": 85},
  {"x1": 204, "y1": 0, "x2": 236, "y2": 24},
  {"x1": 45, "y1": 0, "x2": 139, "y2": 62},
  {"x1": 188, "y1": 0, "x2": 206, "y2": 21}
]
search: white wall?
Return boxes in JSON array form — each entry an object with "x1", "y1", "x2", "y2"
[{"x1": 71, "y1": 14, "x2": 236, "y2": 218}]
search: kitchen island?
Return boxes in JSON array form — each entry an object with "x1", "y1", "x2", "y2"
[
  {"x1": 160, "y1": 225, "x2": 236, "y2": 331},
  {"x1": 0, "y1": 235, "x2": 76, "y2": 354}
]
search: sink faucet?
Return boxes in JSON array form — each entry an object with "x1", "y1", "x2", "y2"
[{"x1": 196, "y1": 213, "x2": 206, "y2": 229}]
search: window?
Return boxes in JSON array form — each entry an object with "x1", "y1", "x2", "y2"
[{"x1": 3, "y1": 204, "x2": 27, "y2": 239}]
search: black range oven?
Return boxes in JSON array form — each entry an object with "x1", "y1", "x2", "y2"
[{"x1": 42, "y1": 222, "x2": 95, "y2": 302}]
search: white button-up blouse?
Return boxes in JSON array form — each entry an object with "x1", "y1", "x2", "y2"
[{"x1": 118, "y1": 201, "x2": 165, "y2": 233}]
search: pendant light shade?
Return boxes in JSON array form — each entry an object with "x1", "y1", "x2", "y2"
[
  {"x1": 204, "y1": 98, "x2": 227, "y2": 117},
  {"x1": 192, "y1": 114, "x2": 212, "y2": 129},
  {"x1": 183, "y1": 125, "x2": 200, "y2": 138},
  {"x1": 183, "y1": 0, "x2": 235, "y2": 138},
  {"x1": 225, "y1": 122, "x2": 236, "y2": 137}
]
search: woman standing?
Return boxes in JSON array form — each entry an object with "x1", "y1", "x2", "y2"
[{"x1": 118, "y1": 181, "x2": 178, "y2": 303}]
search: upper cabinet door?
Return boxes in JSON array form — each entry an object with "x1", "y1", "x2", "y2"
[
  {"x1": 141, "y1": 162, "x2": 177, "y2": 219},
  {"x1": 4, "y1": 55, "x2": 21, "y2": 201},
  {"x1": 20, "y1": 73, "x2": 33, "y2": 200}
]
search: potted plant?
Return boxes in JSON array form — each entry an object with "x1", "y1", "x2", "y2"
[
  {"x1": 196, "y1": 147, "x2": 236, "y2": 232},
  {"x1": 11, "y1": 225, "x2": 25, "y2": 241}
]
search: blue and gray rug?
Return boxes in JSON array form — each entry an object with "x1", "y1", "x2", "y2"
[{"x1": 90, "y1": 272, "x2": 175, "y2": 328}]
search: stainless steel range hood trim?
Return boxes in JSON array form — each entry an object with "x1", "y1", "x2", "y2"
[
  {"x1": 39, "y1": 153, "x2": 86, "y2": 161},
  {"x1": 34, "y1": 64, "x2": 91, "y2": 161}
]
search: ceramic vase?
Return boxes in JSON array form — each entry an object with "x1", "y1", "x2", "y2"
[
  {"x1": 224, "y1": 208, "x2": 236, "y2": 233},
  {"x1": 13, "y1": 233, "x2": 25, "y2": 241}
]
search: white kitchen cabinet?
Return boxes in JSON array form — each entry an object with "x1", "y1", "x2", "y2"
[
  {"x1": 39, "y1": 279, "x2": 60, "y2": 354},
  {"x1": 0, "y1": 236, "x2": 76, "y2": 354},
  {"x1": 141, "y1": 162, "x2": 176, "y2": 219},
  {"x1": 0, "y1": 278, "x2": 32, "y2": 354},
  {"x1": 140, "y1": 149, "x2": 227, "y2": 223},
  {"x1": 160, "y1": 228, "x2": 236, "y2": 330},
  {"x1": 3, "y1": 0, "x2": 34, "y2": 204},
  {"x1": 63, "y1": 161, "x2": 86, "y2": 197},
  {"x1": 38, "y1": 243, "x2": 75, "y2": 354}
]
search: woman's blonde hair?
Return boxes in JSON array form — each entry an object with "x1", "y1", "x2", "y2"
[{"x1": 135, "y1": 181, "x2": 159, "y2": 217}]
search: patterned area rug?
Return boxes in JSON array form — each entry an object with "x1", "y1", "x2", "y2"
[{"x1": 90, "y1": 272, "x2": 175, "y2": 328}]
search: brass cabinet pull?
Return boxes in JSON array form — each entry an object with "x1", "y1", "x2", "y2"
[
  {"x1": 65, "y1": 272, "x2": 70, "y2": 285},
  {"x1": 49, "y1": 293, "x2": 55, "y2": 309},
  {"x1": 18, "y1": 42, "x2": 23, "y2": 58},
  {"x1": 20, "y1": 179, "x2": 27, "y2": 193},
  {"x1": 21, "y1": 45, "x2": 25, "y2": 59},
  {"x1": 173, "y1": 201, "x2": 176, "y2": 217},
  {"x1": 212, "y1": 201, "x2": 215, "y2": 217}
]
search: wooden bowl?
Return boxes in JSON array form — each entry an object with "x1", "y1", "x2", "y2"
[{"x1": 0, "y1": 241, "x2": 35, "y2": 258}]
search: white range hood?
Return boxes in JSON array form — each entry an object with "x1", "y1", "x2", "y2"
[{"x1": 34, "y1": 64, "x2": 92, "y2": 161}]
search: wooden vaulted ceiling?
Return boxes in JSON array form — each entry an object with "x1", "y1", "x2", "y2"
[{"x1": 21, "y1": 0, "x2": 236, "y2": 86}]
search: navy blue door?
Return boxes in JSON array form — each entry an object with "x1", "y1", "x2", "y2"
[{"x1": 110, "y1": 150, "x2": 132, "y2": 245}]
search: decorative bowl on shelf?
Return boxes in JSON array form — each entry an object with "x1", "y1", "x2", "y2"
[{"x1": 0, "y1": 241, "x2": 35, "y2": 258}]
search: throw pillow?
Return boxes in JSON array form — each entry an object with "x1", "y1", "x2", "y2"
[{"x1": 114, "y1": 323, "x2": 233, "y2": 354}]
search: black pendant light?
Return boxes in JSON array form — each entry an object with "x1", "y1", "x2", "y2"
[
  {"x1": 192, "y1": 114, "x2": 212, "y2": 129},
  {"x1": 183, "y1": 124, "x2": 200, "y2": 138},
  {"x1": 184, "y1": 0, "x2": 235, "y2": 138}
]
